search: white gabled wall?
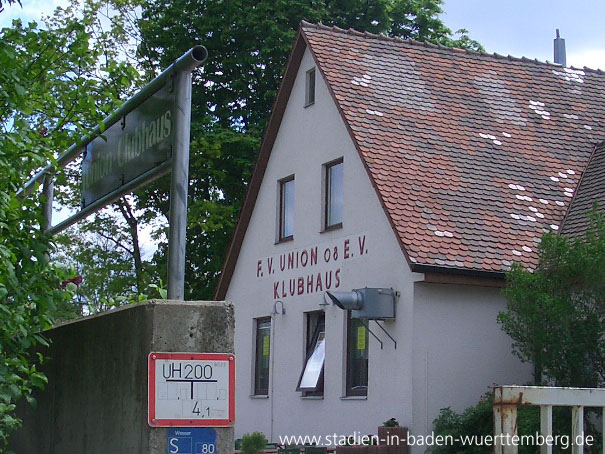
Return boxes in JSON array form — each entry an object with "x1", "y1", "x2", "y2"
[{"x1": 225, "y1": 46, "x2": 419, "y2": 442}]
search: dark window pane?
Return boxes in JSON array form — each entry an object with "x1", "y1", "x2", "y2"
[
  {"x1": 326, "y1": 162, "x2": 343, "y2": 227},
  {"x1": 306, "y1": 68, "x2": 315, "y2": 106},
  {"x1": 254, "y1": 318, "x2": 271, "y2": 395},
  {"x1": 346, "y1": 316, "x2": 368, "y2": 396},
  {"x1": 280, "y1": 178, "x2": 294, "y2": 239}
]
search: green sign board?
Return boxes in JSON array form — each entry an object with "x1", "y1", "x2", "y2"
[{"x1": 81, "y1": 81, "x2": 175, "y2": 208}]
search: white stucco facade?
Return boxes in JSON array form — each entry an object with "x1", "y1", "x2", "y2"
[{"x1": 224, "y1": 47, "x2": 532, "y2": 446}]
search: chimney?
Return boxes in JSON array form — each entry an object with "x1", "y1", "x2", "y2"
[{"x1": 554, "y1": 29, "x2": 566, "y2": 66}]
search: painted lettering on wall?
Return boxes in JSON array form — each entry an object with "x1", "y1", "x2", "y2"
[{"x1": 255, "y1": 234, "x2": 368, "y2": 300}]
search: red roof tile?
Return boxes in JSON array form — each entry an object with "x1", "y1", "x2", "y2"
[{"x1": 302, "y1": 22, "x2": 605, "y2": 275}]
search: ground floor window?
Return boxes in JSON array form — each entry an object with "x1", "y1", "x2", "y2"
[
  {"x1": 254, "y1": 317, "x2": 271, "y2": 395},
  {"x1": 346, "y1": 314, "x2": 368, "y2": 396},
  {"x1": 297, "y1": 311, "x2": 325, "y2": 395}
]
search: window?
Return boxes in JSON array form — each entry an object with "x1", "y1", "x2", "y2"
[
  {"x1": 297, "y1": 312, "x2": 325, "y2": 394},
  {"x1": 254, "y1": 318, "x2": 271, "y2": 395},
  {"x1": 279, "y1": 176, "x2": 294, "y2": 241},
  {"x1": 305, "y1": 68, "x2": 315, "y2": 106},
  {"x1": 346, "y1": 313, "x2": 368, "y2": 396},
  {"x1": 324, "y1": 159, "x2": 343, "y2": 230}
]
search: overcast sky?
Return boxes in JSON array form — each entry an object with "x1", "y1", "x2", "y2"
[{"x1": 2, "y1": 0, "x2": 603, "y2": 69}]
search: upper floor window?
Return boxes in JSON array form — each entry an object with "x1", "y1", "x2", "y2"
[
  {"x1": 254, "y1": 317, "x2": 271, "y2": 395},
  {"x1": 279, "y1": 176, "x2": 295, "y2": 241},
  {"x1": 324, "y1": 159, "x2": 343, "y2": 230},
  {"x1": 305, "y1": 68, "x2": 315, "y2": 107}
]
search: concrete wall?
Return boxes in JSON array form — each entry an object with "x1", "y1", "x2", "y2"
[
  {"x1": 225, "y1": 46, "x2": 422, "y2": 442},
  {"x1": 10, "y1": 300, "x2": 234, "y2": 453}
]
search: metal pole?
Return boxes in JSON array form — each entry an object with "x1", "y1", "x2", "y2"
[
  {"x1": 571, "y1": 406, "x2": 584, "y2": 454},
  {"x1": 167, "y1": 70, "x2": 193, "y2": 301},
  {"x1": 41, "y1": 172, "x2": 54, "y2": 232}
]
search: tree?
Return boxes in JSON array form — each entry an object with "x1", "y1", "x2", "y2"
[
  {"x1": 135, "y1": 0, "x2": 482, "y2": 300},
  {"x1": 499, "y1": 207, "x2": 605, "y2": 388},
  {"x1": 136, "y1": 129, "x2": 259, "y2": 299},
  {"x1": 0, "y1": 0, "x2": 139, "y2": 445},
  {"x1": 55, "y1": 223, "x2": 141, "y2": 315}
]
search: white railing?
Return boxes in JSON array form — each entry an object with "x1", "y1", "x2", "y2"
[{"x1": 493, "y1": 385, "x2": 605, "y2": 454}]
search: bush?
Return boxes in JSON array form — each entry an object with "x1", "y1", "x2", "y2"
[
  {"x1": 241, "y1": 432, "x2": 267, "y2": 454},
  {"x1": 499, "y1": 207, "x2": 605, "y2": 388},
  {"x1": 430, "y1": 392, "x2": 540, "y2": 454},
  {"x1": 383, "y1": 417, "x2": 400, "y2": 427}
]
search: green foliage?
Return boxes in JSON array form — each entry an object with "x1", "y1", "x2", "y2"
[
  {"x1": 383, "y1": 417, "x2": 400, "y2": 427},
  {"x1": 136, "y1": 0, "x2": 482, "y2": 300},
  {"x1": 499, "y1": 207, "x2": 605, "y2": 387},
  {"x1": 430, "y1": 393, "x2": 540, "y2": 454},
  {"x1": 55, "y1": 226, "x2": 139, "y2": 315},
  {"x1": 146, "y1": 280, "x2": 168, "y2": 299},
  {"x1": 136, "y1": 129, "x2": 259, "y2": 299},
  {"x1": 241, "y1": 432, "x2": 268, "y2": 454},
  {"x1": 0, "y1": 0, "x2": 140, "y2": 445},
  {"x1": 431, "y1": 394, "x2": 603, "y2": 454},
  {"x1": 431, "y1": 394, "x2": 493, "y2": 454}
]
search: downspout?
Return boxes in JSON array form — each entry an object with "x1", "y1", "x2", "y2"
[
  {"x1": 270, "y1": 314, "x2": 276, "y2": 442},
  {"x1": 270, "y1": 300, "x2": 285, "y2": 442}
]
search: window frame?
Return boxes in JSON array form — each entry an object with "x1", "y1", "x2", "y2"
[
  {"x1": 253, "y1": 317, "x2": 271, "y2": 396},
  {"x1": 305, "y1": 67, "x2": 316, "y2": 107},
  {"x1": 296, "y1": 311, "x2": 325, "y2": 395},
  {"x1": 278, "y1": 175, "x2": 295, "y2": 242},
  {"x1": 345, "y1": 312, "x2": 368, "y2": 397},
  {"x1": 324, "y1": 158, "x2": 344, "y2": 231}
]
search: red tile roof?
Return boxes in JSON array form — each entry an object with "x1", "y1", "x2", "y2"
[
  {"x1": 302, "y1": 22, "x2": 605, "y2": 274},
  {"x1": 215, "y1": 23, "x2": 605, "y2": 299},
  {"x1": 561, "y1": 142, "x2": 605, "y2": 239}
]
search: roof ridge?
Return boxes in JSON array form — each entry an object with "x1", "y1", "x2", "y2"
[{"x1": 300, "y1": 21, "x2": 605, "y2": 75}]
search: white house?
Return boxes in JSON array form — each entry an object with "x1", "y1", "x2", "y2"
[{"x1": 214, "y1": 22, "x2": 605, "y2": 446}]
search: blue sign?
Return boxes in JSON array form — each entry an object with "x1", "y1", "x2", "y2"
[{"x1": 167, "y1": 428, "x2": 217, "y2": 454}]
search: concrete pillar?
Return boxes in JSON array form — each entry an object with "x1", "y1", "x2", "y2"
[{"x1": 11, "y1": 300, "x2": 234, "y2": 454}]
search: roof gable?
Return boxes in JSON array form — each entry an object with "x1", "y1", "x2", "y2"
[
  {"x1": 561, "y1": 142, "x2": 605, "y2": 238},
  {"x1": 302, "y1": 22, "x2": 605, "y2": 274}
]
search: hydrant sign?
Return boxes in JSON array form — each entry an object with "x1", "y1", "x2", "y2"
[{"x1": 148, "y1": 352, "x2": 235, "y2": 427}]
